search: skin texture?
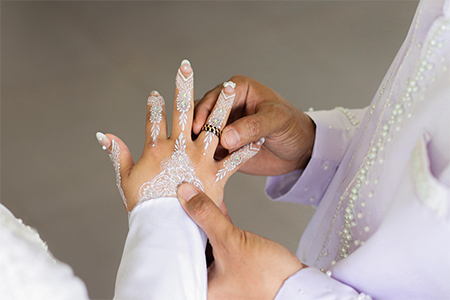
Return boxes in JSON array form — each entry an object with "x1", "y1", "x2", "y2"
[
  {"x1": 101, "y1": 63, "x2": 262, "y2": 213},
  {"x1": 193, "y1": 75, "x2": 316, "y2": 176},
  {"x1": 178, "y1": 183, "x2": 306, "y2": 300},
  {"x1": 101, "y1": 67, "x2": 312, "y2": 299}
]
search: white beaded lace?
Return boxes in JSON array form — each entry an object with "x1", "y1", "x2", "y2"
[
  {"x1": 203, "y1": 89, "x2": 235, "y2": 153},
  {"x1": 147, "y1": 93, "x2": 165, "y2": 146},
  {"x1": 215, "y1": 138, "x2": 265, "y2": 183},
  {"x1": 109, "y1": 139, "x2": 128, "y2": 211},
  {"x1": 138, "y1": 133, "x2": 204, "y2": 202},
  {"x1": 175, "y1": 69, "x2": 193, "y2": 131}
]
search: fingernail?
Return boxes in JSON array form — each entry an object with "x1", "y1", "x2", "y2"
[
  {"x1": 178, "y1": 183, "x2": 199, "y2": 202},
  {"x1": 180, "y1": 59, "x2": 192, "y2": 73},
  {"x1": 96, "y1": 132, "x2": 111, "y2": 151},
  {"x1": 181, "y1": 59, "x2": 191, "y2": 67},
  {"x1": 256, "y1": 137, "x2": 265, "y2": 146},
  {"x1": 223, "y1": 81, "x2": 236, "y2": 93},
  {"x1": 150, "y1": 90, "x2": 160, "y2": 96},
  {"x1": 222, "y1": 128, "x2": 240, "y2": 148}
]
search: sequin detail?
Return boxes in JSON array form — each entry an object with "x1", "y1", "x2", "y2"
[
  {"x1": 320, "y1": 12, "x2": 450, "y2": 265},
  {"x1": 351, "y1": 293, "x2": 373, "y2": 300},
  {"x1": 147, "y1": 93, "x2": 165, "y2": 146},
  {"x1": 109, "y1": 140, "x2": 128, "y2": 211},
  {"x1": 175, "y1": 69, "x2": 193, "y2": 131},
  {"x1": 138, "y1": 133, "x2": 204, "y2": 202},
  {"x1": 203, "y1": 89, "x2": 235, "y2": 152},
  {"x1": 334, "y1": 106, "x2": 360, "y2": 127},
  {"x1": 215, "y1": 138, "x2": 264, "y2": 183}
]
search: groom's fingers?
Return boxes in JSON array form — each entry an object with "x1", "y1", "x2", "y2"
[{"x1": 177, "y1": 183, "x2": 236, "y2": 249}]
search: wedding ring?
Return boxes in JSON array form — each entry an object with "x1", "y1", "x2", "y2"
[{"x1": 201, "y1": 124, "x2": 222, "y2": 138}]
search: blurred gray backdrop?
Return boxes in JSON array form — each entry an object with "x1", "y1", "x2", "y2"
[{"x1": 1, "y1": 1, "x2": 418, "y2": 299}]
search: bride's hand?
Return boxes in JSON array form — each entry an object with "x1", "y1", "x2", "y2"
[{"x1": 96, "y1": 60, "x2": 264, "y2": 213}]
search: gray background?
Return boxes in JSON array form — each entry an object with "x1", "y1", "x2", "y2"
[{"x1": 1, "y1": 1, "x2": 418, "y2": 299}]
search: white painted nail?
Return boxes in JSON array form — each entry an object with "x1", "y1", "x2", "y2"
[
  {"x1": 180, "y1": 59, "x2": 191, "y2": 67},
  {"x1": 96, "y1": 132, "x2": 111, "y2": 151},
  {"x1": 223, "y1": 81, "x2": 236, "y2": 89}
]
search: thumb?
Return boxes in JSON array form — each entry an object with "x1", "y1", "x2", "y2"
[
  {"x1": 177, "y1": 183, "x2": 235, "y2": 247},
  {"x1": 96, "y1": 132, "x2": 135, "y2": 177},
  {"x1": 221, "y1": 113, "x2": 271, "y2": 152}
]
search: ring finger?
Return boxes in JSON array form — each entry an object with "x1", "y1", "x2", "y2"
[{"x1": 197, "y1": 81, "x2": 236, "y2": 156}]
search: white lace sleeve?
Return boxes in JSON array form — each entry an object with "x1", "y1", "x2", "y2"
[{"x1": 0, "y1": 203, "x2": 88, "y2": 300}]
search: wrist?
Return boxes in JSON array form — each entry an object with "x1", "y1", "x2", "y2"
[{"x1": 296, "y1": 113, "x2": 316, "y2": 170}]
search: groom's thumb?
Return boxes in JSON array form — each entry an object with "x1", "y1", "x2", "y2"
[{"x1": 177, "y1": 183, "x2": 235, "y2": 247}]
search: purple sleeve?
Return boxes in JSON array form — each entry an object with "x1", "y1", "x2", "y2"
[
  {"x1": 265, "y1": 108, "x2": 367, "y2": 206},
  {"x1": 274, "y1": 268, "x2": 371, "y2": 300}
]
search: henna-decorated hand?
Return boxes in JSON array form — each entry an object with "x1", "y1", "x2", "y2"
[
  {"x1": 96, "y1": 60, "x2": 264, "y2": 213},
  {"x1": 193, "y1": 75, "x2": 316, "y2": 176}
]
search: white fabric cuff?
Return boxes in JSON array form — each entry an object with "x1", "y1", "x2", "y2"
[{"x1": 114, "y1": 197, "x2": 207, "y2": 300}]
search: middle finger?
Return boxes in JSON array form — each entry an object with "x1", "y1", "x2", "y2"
[{"x1": 171, "y1": 59, "x2": 195, "y2": 140}]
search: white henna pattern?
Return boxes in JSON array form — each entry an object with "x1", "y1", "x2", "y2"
[
  {"x1": 138, "y1": 132, "x2": 204, "y2": 202},
  {"x1": 147, "y1": 93, "x2": 165, "y2": 146},
  {"x1": 109, "y1": 140, "x2": 128, "y2": 211},
  {"x1": 215, "y1": 138, "x2": 265, "y2": 183},
  {"x1": 175, "y1": 69, "x2": 193, "y2": 131},
  {"x1": 203, "y1": 89, "x2": 235, "y2": 152}
]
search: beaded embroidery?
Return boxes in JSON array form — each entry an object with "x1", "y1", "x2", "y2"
[
  {"x1": 109, "y1": 140, "x2": 128, "y2": 211},
  {"x1": 175, "y1": 69, "x2": 193, "y2": 131},
  {"x1": 203, "y1": 89, "x2": 235, "y2": 153},
  {"x1": 215, "y1": 138, "x2": 265, "y2": 183},
  {"x1": 315, "y1": 4, "x2": 450, "y2": 269},
  {"x1": 147, "y1": 93, "x2": 165, "y2": 146},
  {"x1": 138, "y1": 133, "x2": 204, "y2": 202},
  {"x1": 334, "y1": 106, "x2": 360, "y2": 127}
]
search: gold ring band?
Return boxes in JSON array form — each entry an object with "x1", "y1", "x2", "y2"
[{"x1": 201, "y1": 124, "x2": 222, "y2": 138}]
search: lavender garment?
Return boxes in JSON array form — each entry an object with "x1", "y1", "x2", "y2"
[
  {"x1": 114, "y1": 0, "x2": 449, "y2": 298},
  {"x1": 267, "y1": 0, "x2": 450, "y2": 298}
]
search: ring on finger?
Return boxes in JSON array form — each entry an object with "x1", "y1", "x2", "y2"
[{"x1": 201, "y1": 124, "x2": 222, "y2": 138}]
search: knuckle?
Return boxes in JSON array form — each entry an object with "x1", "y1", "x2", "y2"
[
  {"x1": 190, "y1": 197, "x2": 213, "y2": 221},
  {"x1": 245, "y1": 116, "x2": 263, "y2": 139},
  {"x1": 230, "y1": 75, "x2": 248, "y2": 86}
]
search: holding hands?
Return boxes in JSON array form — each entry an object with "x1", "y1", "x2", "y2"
[
  {"x1": 178, "y1": 183, "x2": 305, "y2": 300},
  {"x1": 96, "y1": 60, "x2": 263, "y2": 213},
  {"x1": 98, "y1": 61, "x2": 309, "y2": 299},
  {"x1": 194, "y1": 75, "x2": 316, "y2": 176}
]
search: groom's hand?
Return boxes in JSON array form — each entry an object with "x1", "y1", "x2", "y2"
[
  {"x1": 193, "y1": 75, "x2": 316, "y2": 176},
  {"x1": 178, "y1": 183, "x2": 305, "y2": 300}
]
